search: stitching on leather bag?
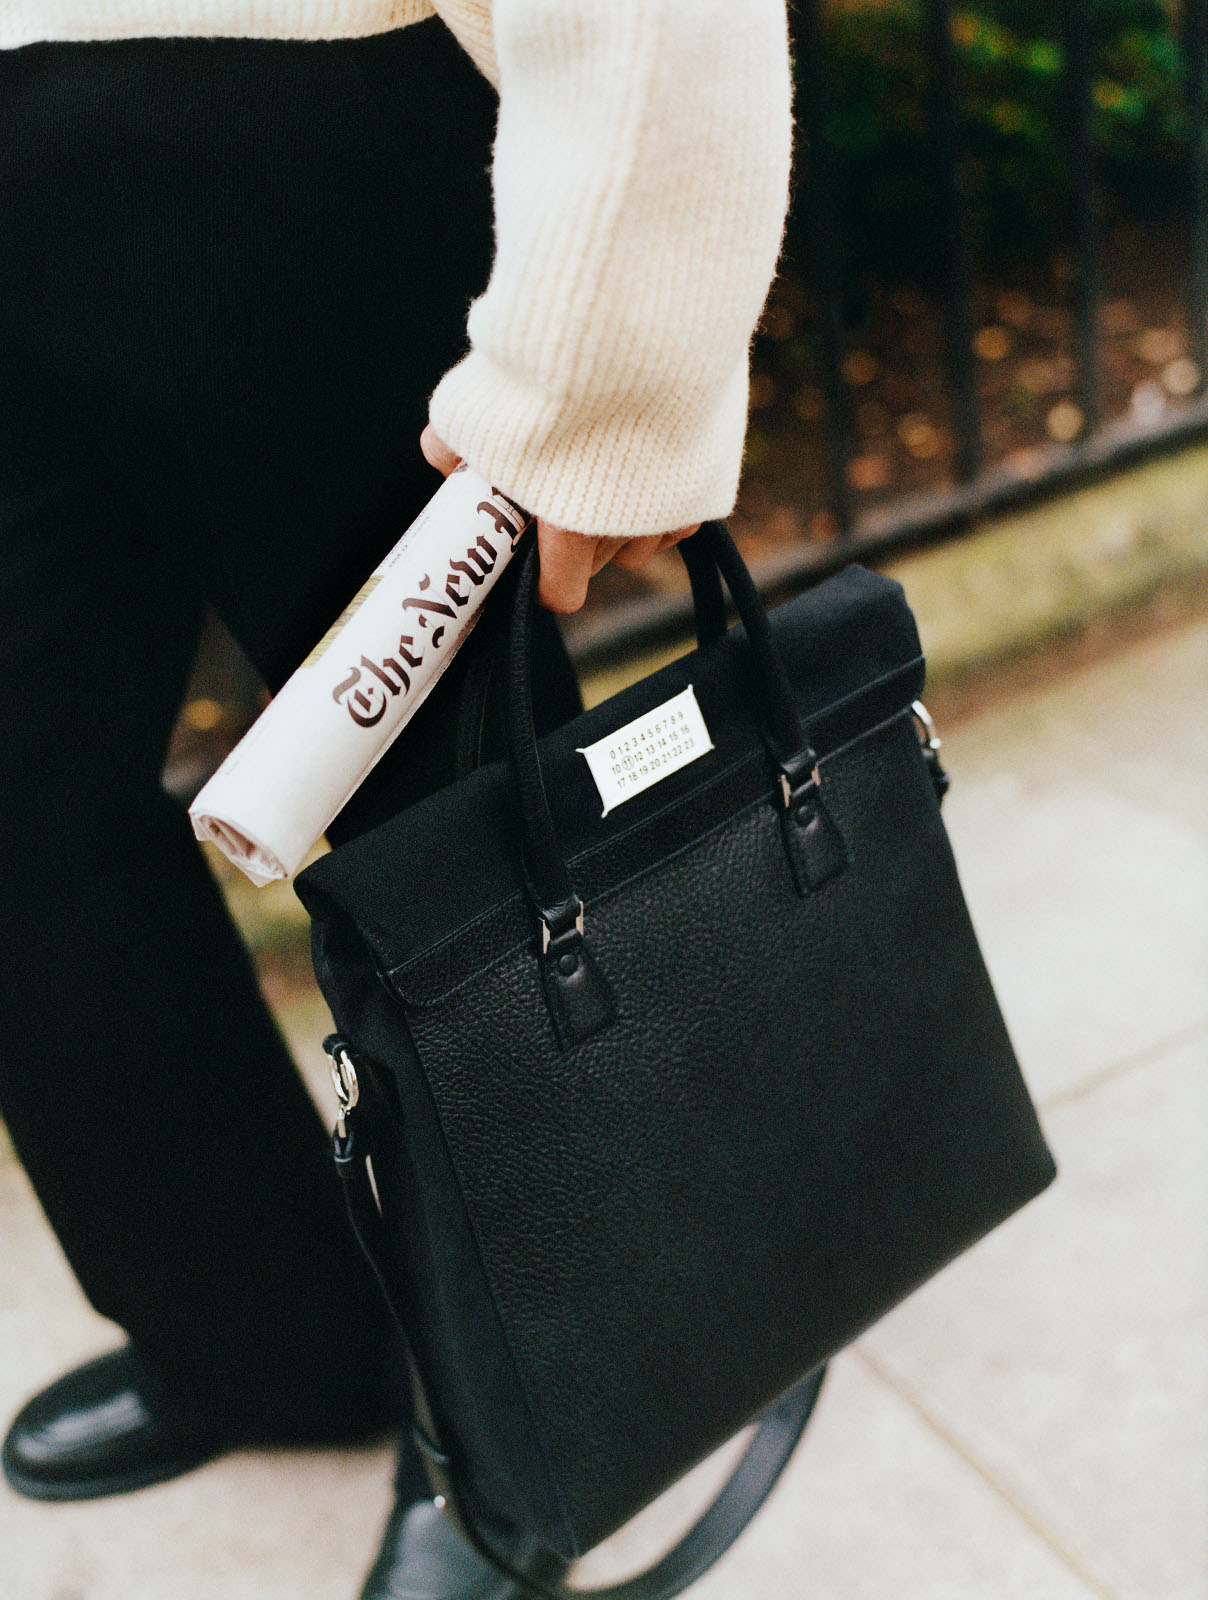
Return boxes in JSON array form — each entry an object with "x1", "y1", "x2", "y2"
[
  {"x1": 391, "y1": 781, "x2": 777, "y2": 1013},
  {"x1": 383, "y1": 662, "x2": 926, "y2": 1007},
  {"x1": 574, "y1": 714, "x2": 911, "y2": 924},
  {"x1": 383, "y1": 747, "x2": 770, "y2": 1005}
]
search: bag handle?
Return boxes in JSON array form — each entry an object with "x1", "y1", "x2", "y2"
[
  {"x1": 506, "y1": 522, "x2": 809, "y2": 914},
  {"x1": 329, "y1": 1038, "x2": 825, "y2": 1600},
  {"x1": 503, "y1": 523, "x2": 848, "y2": 1051},
  {"x1": 678, "y1": 530, "x2": 729, "y2": 649}
]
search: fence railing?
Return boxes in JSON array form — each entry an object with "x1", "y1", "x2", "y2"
[{"x1": 566, "y1": 0, "x2": 1208, "y2": 667}]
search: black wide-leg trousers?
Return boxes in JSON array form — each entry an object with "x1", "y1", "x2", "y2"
[{"x1": 0, "y1": 23, "x2": 567, "y2": 1438}]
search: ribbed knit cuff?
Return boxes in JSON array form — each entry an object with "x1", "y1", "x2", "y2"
[
  {"x1": 0, "y1": 0, "x2": 430, "y2": 47},
  {"x1": 429, "y1": 350, "x2": 751, "y2": 537}
]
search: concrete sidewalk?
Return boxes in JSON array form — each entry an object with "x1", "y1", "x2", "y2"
[{"x1": 1, "y1": 611, "x2": 1205, "y2": 1600}]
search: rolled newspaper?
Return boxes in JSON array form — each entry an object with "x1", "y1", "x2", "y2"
[{"x1": 190, "y1": 465, "x2": 530, "y2": 884}]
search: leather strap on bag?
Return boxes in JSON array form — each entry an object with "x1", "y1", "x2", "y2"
[
  {"x1": 503, "y1": 522, "x2": 824, "y2": 927},
  {"x1": 328, "y1": 1039, "x2": 824, "y2": 1600},
  {"x1": 503, "y1": 523, "x2": 848, "y2": 1053}
]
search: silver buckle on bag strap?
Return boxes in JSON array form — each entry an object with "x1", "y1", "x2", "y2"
[
  {"x1": 540, "y1": 901, "x2": 584, "y2": 954},
  {"x1": 778, "y1": 764, "x2": 821, "y2": 809}
]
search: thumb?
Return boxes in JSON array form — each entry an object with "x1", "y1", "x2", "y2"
[
  {"x1": 536, "y1": 522, "x2": 603, "y2": 614},
  {"x1": 420, "y1": 424, "x2": 462, "y2": 477}
]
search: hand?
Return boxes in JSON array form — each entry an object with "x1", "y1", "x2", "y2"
[{"x1": 420, "y1": 427, "x2": 699, "y2": 614}]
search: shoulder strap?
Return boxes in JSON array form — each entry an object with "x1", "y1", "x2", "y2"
[{"x1": 330, "y1": 1058, "x2": 823, "y2": 1600}]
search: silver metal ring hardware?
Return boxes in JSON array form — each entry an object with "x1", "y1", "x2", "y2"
[
  {"x1": 911, "y1": 700, "x2": 941, "y2": 753},
  {"x1": 328, "y1": 1043, "x2": 360, "y2": 1139}
]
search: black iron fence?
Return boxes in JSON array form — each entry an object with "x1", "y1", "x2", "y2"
[{"x1": 567, "y1": 0, "x2": 1208, "y2": 666}]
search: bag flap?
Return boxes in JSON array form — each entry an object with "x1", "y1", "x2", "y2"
[{"x1": 295, "y1": 565, "x2": 925, "y2": 1003}]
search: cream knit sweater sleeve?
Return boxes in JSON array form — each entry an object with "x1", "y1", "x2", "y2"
[
  {"x1": 0, "y1": 0, "x2": 790, "y2": 535},
  {"x1": 429, "y1": 0, "x2": 793, "y2": 537}
]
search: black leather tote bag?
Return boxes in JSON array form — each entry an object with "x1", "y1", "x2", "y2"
[{"x1": 295, "y1": 521, "x2": 1056, "y2": 1595}]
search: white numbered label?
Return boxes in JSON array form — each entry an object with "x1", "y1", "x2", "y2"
[{"x1": 577, "y1": 685, "x2": 714, "y2": 816}]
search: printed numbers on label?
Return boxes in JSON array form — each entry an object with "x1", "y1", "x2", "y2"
[
  {"x1": 577, "y1": 685, "x2": 715, "y2": 816},
  {"x1": 605, "y1": 731, "x2": 703, "y2": 796}
]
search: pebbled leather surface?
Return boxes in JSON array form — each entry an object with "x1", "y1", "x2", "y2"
[
  {"x1": 299, "y1": 564, "x2": 1056, "y2": 1557},
  {"x1": 399, "y1": 713, "x2": 1056, "y2": 1550}
]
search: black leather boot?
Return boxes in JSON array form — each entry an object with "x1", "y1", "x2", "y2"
[
  {"x1": 357, "y1": 1495, "x2": 568, "y2": 1600},
  {"x1": 2, "y1": 1345, "x2": 393, "y2": 1502}
]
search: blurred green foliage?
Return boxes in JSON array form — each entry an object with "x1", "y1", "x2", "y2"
[{"x1": 786, "y1": 0, "x2": 1190, "y2": 277}]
